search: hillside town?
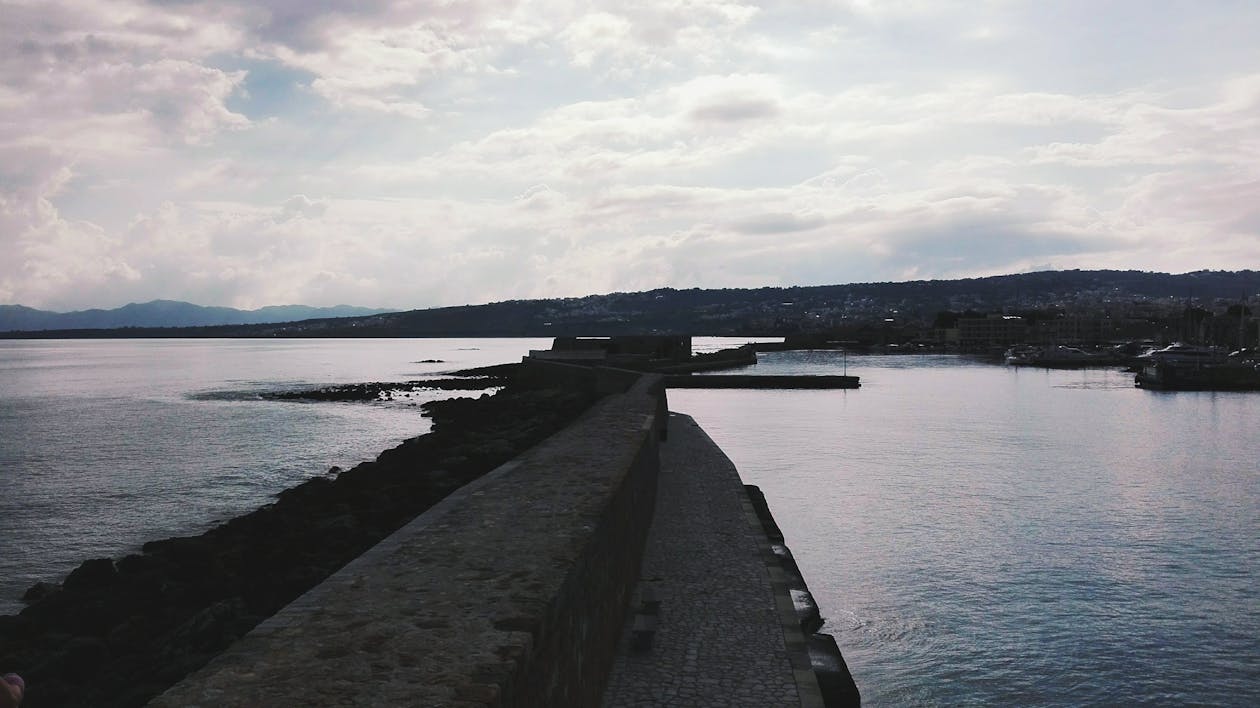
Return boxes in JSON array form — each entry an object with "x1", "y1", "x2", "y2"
[
  {"x1": 771, "y1": 299, "x2": 1258, "y2": 353},
  {"x1": 4, "y1": 271, "x2": 1258, "y2": 353}
]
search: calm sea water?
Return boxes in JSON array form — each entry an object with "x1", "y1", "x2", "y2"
[
  {"x1": 671, "y1": 351, "x2": 1260, "y2": 706},
  {"x1": 4, "y1": 341, "x2": 1257, "y2": 705},
  {"x1": 0, "y1": 338, "x2": 549, "y2": 614}
]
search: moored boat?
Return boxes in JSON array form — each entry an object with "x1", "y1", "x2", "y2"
[
  {"x1": 1005, "y1": 345, "x2": 1118, "y2": 368},
  {"x1": 1136, "y1": 342, "x2": 1229, "y2": 366},
  {"x1": 1134, "y1": 347, "x2": 1260, "y2": 390}
]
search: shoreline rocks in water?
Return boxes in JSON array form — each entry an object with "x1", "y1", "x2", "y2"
[
  {"x1": 0, "y1": 372, "x2": 595, "y2": 708},
  {"x1": 265, "y1": 363, "x2": 521, "y2": 402},
  {"x1": 266, "y1": 378, "x2": 502, "y2": 401}
]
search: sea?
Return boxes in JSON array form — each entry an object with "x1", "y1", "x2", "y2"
[
  {"x1": 0, "y1": 338, "x2": 550, "y2": 614},
  {"x1": 2, "y1": 339, "x2": 1258, "y2": 705}
]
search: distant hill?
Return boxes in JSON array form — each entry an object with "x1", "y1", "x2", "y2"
[
  {"x1": 0, "y1": 300, "x2": 395, "y2": 332},
  {"x1": 332, "y1": 268, "x2": 1257, "y2": 337},
  {"x1": 3, "y1": 270, "x2": 1258, "y2": 338}
]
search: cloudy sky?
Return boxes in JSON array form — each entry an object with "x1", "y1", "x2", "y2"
[{"x1": 2, "y1": 1, "x2": 1258, "y2": 310}]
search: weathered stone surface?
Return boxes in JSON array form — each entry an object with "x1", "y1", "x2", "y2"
[
  {"x1": 150, "y1": 374, "x2": 666, "y2": 707},
  {"x1": 810, "y1": 633, "x2": 862, "y2": 707},
  {"x1": 604, "y1": 413, "x2": 861, "y2": 705},
  {"x1": 602, "y1": 415, "x2": 842, "y2": 708}
]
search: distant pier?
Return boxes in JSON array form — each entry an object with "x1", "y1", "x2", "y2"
[
  {"x1": 527, "y1": 335, "x2": 861, "y2": 389},
  {"x1": 666, "y1": 374, "x2": 860, "y2": 389}
]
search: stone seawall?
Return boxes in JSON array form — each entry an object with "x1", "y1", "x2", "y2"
[
  {"x1": 601, "y1": 414, "x2": 860, "y2": 708},
  {"x1": 744, "y1": 485, "x2": 861, "y2": 706},
  {"x1": 152, "y1": 374, "x2": 667, "y2": 707}
]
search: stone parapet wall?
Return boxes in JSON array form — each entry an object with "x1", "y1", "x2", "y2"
[
  {"x1": 516, "y1": 357, "x2": 650, "y2": 396},
  {"x1": 152, "y1": 375, "x2": 667, "y2": 707}
]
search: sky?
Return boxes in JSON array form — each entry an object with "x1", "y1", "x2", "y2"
[{"x1": 2, "y1": 1, "x2": 1259, "y2": 311}]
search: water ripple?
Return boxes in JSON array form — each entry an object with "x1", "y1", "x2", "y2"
[{"x1": 673, "y1": 353, "x2": 1260, "y2": 706}]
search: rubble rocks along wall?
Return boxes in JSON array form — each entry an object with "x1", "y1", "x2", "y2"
[{"x1": 151, "y1": 375, "x2": 667, "y2": 707}]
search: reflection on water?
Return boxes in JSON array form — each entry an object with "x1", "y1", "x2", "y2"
[
  {"x1": 5, "y1": 342, "x2": 1258, "y2": 704},
  {"x1": 0, "y1": 338, "x2": 549, "y2": 613},
  {"x1": 672, "y1": 352, "x2": 1260, "y2": 706}
]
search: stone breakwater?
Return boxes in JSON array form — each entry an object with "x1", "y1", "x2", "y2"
[
  {"x1": 151, "y1": 370, "x2": 668, "y2": 707},
  {"x1": 4, "y1": 358, "x2": 859, "y2": 706},
  {"x1": 0, "y1": 380, "x2": 597, "y2": 708}
]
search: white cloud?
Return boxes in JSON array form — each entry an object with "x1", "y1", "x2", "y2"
[
  {"x1": 558, "y1": 2, "x2": 759, "y2": 73},
  {"x1": 279, "y1": 194, "x2": 328, "y2": 220},
  {"x1": 1028, "y1": 77, "x2": 1260, "y2": 168},
  {"x1": 0, "y1": 160, "x2": 139, "y2": 309},
  {"x1": 2, "y1": 0, "x2": 1259, "y2": 309}
]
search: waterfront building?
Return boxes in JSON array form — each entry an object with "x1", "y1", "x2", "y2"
[{"x1": 956, "y1": 314, "x2": 1027, "y2": 349}]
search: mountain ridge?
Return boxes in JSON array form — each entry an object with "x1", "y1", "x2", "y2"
[{"x1": 0, "y1": 300, "x2": 395, "y2": 332}]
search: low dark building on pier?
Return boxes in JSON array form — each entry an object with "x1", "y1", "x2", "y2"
[{"x1": 535, "y1": 335, "x2": 693, "y2": 364}]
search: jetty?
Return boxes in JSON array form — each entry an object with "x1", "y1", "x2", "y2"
[
  {"x1": 667, "y1": 374, "x2": 859, "y2": 389},
  {"x1": 150, "y1": 357, "x2": 860, "y2": 706},
  {"x1": 529, "y1": 335, "x2": 861, "y2": 389},
  {"x1": 602, "y1": 413, "x2": 854, "y2": 706}
]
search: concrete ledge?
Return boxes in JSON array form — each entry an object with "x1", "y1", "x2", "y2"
[
  {"x1": 152, "y1": 376, "x2": 667, "y2": 707},
  {"x1": 746, "y1": 486, "x2": 861, "y2": 707},
  {"x1": 666, "y1": 374, "x2": 860, "y2": 389},
  {"x1": 603, "y1": 415, "x2": 854, "y2": 707}
]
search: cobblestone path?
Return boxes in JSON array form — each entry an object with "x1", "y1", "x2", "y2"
[{"x1": 601, "y1": 413, "x2": 820, "y2": 708}]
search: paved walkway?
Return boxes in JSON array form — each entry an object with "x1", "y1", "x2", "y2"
[{"x1": 601, "y1": 413, "x2": 822, "y2": 708}]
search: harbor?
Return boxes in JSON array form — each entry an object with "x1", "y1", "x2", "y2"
[
  {"x1": 4, "y1": 340, "x2": 1260, "y2": 705},
  {"x1": 1002, "y1": 341, "x2": 1260, "y2": 391},
  {"x1": 1, "y1": 340, "x2": 863, "y2": 707}
]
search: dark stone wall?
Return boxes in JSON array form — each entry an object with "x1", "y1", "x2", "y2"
[
  {"x1": 151, "y1": 374, "x2": 668, "y2": 707},
  {"x1": 513, "y1": 407, "x2": 660, "y2": 707}
]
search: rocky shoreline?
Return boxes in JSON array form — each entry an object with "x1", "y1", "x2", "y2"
[
  {"x1": 0, "y1": 369, "x2": 597, "y2": 708},
  {"x1": 264, "y1": 363, "x2": 519, "y2": 402}
]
